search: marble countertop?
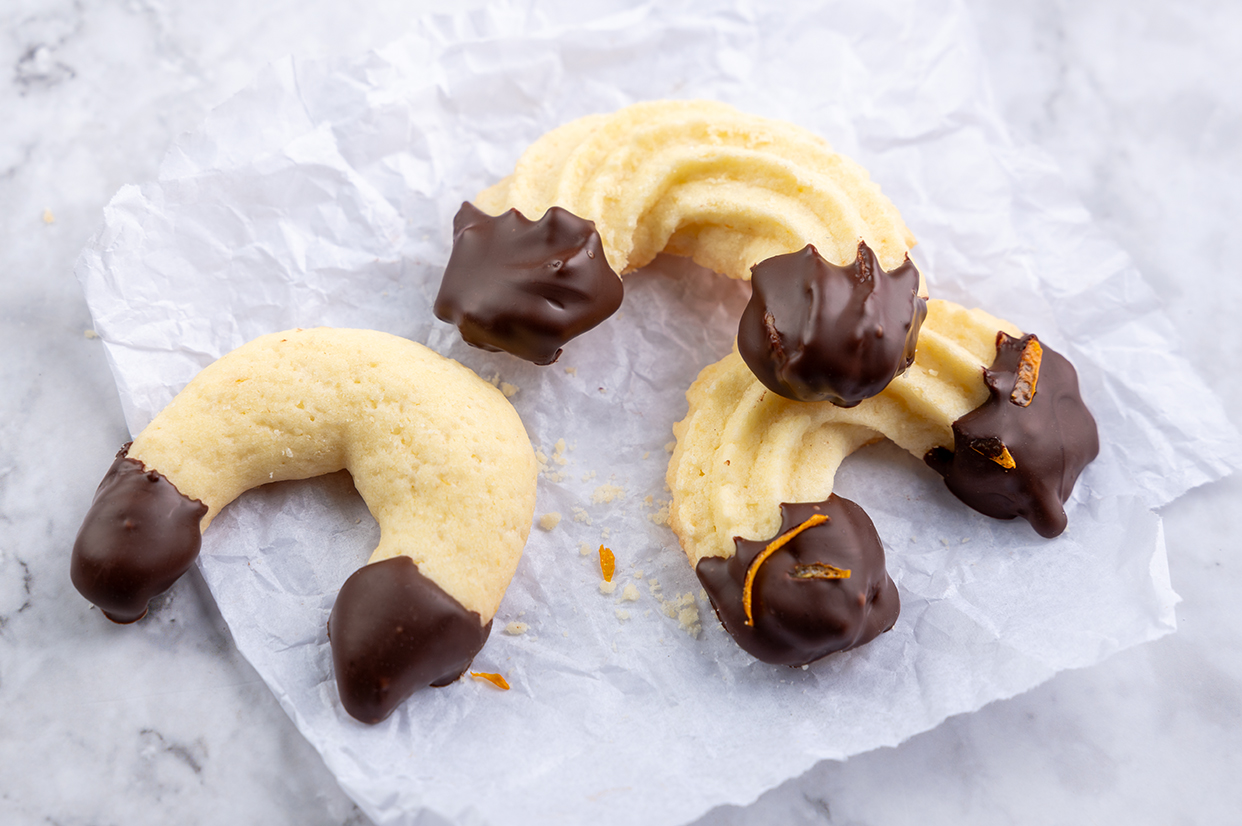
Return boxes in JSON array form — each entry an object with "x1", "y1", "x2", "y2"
[{"x1": 2, "y1": 1, "x2": 1238, "y2": 824}]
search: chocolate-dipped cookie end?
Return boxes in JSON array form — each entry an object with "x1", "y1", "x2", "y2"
[
  {"x1": 739, "y1": 241, "x2": 925, "y2": 407},
  {"x1": 71, "y1": 447, "x2": 208, "y2": 623},
  {"x1": 434, "y1": 202, "x2": 623, "y2": 365},
  {"x1": 328, "y1": 555, "x2": 491, "y2": 724},
  {"x1": 696, "y1": 496, "x2": 899, "y2": 667}
]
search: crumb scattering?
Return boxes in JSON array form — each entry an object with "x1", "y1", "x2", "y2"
[
  {"x1": 621, "y1": 583, "x2": 640, "y2": 602},
  {"x1": 578, "y1": 542, "x2": 593, "y2": 557},
  {"x1": 83, "y1": 329, "x2": 98, "y2": 339},
  {"x1": 664, "y1": 441, "x2": 675, "y2": 453},
  {"x1": 564, "y1": 366, "x2": 577, "y2": 375},
  {"x1": 504, "y1": 621, "x2": 529, "y2": 635},
  {"x1": 572, "y1": 506, "x2": 593, "y2": 525},
  {"x1": 615, "y1": 609, "x2": 631, "y2": 621},
  {"x1": 599, "y1": 580, "x2": 618, "y2": 594},
  {"x1": 42, "y1": 209, "x2": 55, "y2": 224},
  {"x1": 538, "y1": 512, "x2": 561, "y2": 530},
  {"x1": 499, "y1": 382, "x2": 519, "y2": 398}
]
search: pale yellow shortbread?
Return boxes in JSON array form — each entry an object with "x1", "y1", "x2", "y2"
[
  {"x1": 476, "y1": 99, "x2": 918, "y2": 282},
  {"x1": 666, "y1": 300, "x2": 1021, "y2": 566},
  {"x1": 129, "y1": 328, "x2": 538, "y2": 621}
]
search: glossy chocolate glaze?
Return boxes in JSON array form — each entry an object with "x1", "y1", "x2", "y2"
[
  {"x1": 696, "y1": 496, "x2": 899, "y2": 667},
  {"x1": 434, "y1": 202, "x2": 624, "y2": 365},
  {"x1": 738, "y1": 241, "x2": 926, "y2": 407},
  {"x1": 925, "y1": 332, "x2": 1099, "y2": 538},
  {"x1": 328, "y1": 555, "x2": 491, "y2": 724},
  {"x1": 70, "y1": 446, "x2": 208, "y2": 623}
]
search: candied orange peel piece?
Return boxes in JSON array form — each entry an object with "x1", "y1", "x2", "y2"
[
  {"x1": 742, "y1": 513, "x2": 830, "y2": 626},
  {"x1": 1011, "y1": 338, "x2": 1043, "y2": 407},
  {"x1": 970, "y1": 436, "x2": 1017, "y2": 469},
  {"x1": 470, "y1": 671, "x2": 511, "y2": 690},
  {"x1": 791, "y1": 562, "x2": 852, "y2": 580},
  {"x1": 599, "y1": 545, "x2": 616, "y2": 582}
]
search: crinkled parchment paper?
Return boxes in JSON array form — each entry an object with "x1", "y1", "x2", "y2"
[{"x1": 75, "y1": 1, "x2": 1241, "y2": 824}]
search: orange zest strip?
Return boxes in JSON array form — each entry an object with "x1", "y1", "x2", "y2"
[
  {"x1": 1010, "y1": 338, "x2": 1043, "y2": 407},
  {"x1": 599, "y1": 545, "x2": 616, "y2": 582},
  {"x1": 470, "y1": 672, "x2": 510, "y2": 690},
  {"x1": 791, "y1": 562, "x2": 852, "y2": 580},
  {"x1": 742, "y1": 514, "x2": 830, "y2": 627}
]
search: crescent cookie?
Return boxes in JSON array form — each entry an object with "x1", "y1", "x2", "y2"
[
  {"x1": 435, "y1": 100, "x2": 925, "y2": 375},
  {"x1": 667, "y1": 300, "x2": 1099, "y2": 665},
  {"x1": 71, "y1": 328, "x2": 538, "y2": 723},
  {"x1": 477, "y1": 99, "x2": 915, "y2": 279}
]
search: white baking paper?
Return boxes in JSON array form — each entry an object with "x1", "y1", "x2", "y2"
[{"x1": 75, "y1": 1, "x2": 1241, "y2": 824}]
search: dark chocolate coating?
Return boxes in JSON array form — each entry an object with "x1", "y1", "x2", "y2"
[
  {"x1": 434, "y1": 202, "x2": 624, "y2": 365},
  {"x1": 328, "y1": 555, "x2": 491, "y2": 724},
  {"x1": 738, "y1": 241, "x2": 926, "y2": 407},
  {"x1": 70, "y1": 446, "x2": 208, "y2": 623},
  {"x1": 696, "y1": 496, "x2": 899, "y2": 667},
  {"x1": 925, "y1": 332, "x2": 1099, "y2": 538}
]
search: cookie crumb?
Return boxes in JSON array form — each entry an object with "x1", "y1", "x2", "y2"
[
  {"x1": 642, "y1": 451, "x2": 650, "y2": 460},
  {"x1": 564, "y1": 367, "x2": 577, "y2": 375},
  {"x1": 579, "y1": 542, "x2": 593, "y2": 557},
  {"x1": 664, "y1": 441, "x2": 675, "y2": 453},
  {"x1": 615, "y1": 609, "x2": 631, "y2": 621},
  {"x1": 499, "y1": 382, "x2": 519, "y2": 398},
  {"x1": 592, "y1": 484, "x2": 626, "y2": 504},
  {"x1": 599, "y1": 580, "x2": 618, "y2": 595},
  {"x1": 572, "y1": 506, "x2": 592, "y2": 525},
  {"x1": 621, "y1": 583, "x2": 640, "y2": 602},
  {"x1": 581, "y1": 470, "x2": 597, "y2": 482},
  {"x1": 678, "y1": 606, "x2": 701, "y2": 637},
  {"x1": 42, "y1": 209, "x2": 55, "y2": 224},
  {"x1": 538, "y1": 512, "x2": 561, "y2": 530},
  {"x1": 83, "y1": 329, "x2": 98, "y2": 339},
  {"x1": 504, "y1": 621, "x2": 529, "y2": 635},
  {"x1": 647, "y1": 501, "x2": 670, "y2": 526}
]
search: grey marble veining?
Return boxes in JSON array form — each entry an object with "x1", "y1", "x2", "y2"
[{"x1": 2, "y1": 1, "x2": 1239, "y2": 824}]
